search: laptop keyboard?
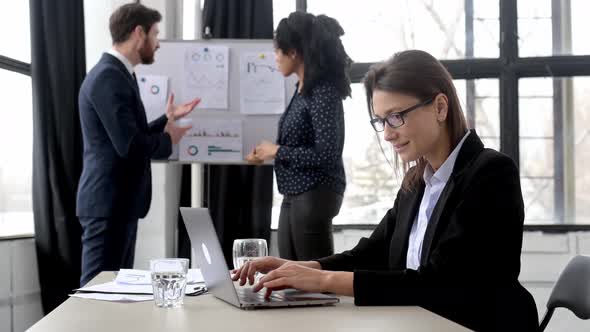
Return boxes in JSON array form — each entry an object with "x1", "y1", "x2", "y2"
[{"x1": 236, "y1": 288, "x2": 285, "y2": 303}]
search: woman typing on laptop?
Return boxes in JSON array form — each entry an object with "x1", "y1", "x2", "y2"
[{"x1": 233, "y1": 50, "x2": 539, "y2": 332}]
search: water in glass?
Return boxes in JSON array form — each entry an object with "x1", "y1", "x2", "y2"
[
  {"x1": 151, "y1": 271, "x2": 187, "y2": 308},
  {"x1": 150, "y1": 258, "x2": 189, "y2": 308}
]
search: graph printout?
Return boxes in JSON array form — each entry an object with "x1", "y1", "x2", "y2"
[
  {"x1": 179, "y1": 119, "x2": 242, "y2": 162},
  {"x1": 137, "y1": 74, "x2": 168, "y2": 122},
  {"x1": 239, "y1": 52, "x2": 286, "y2": 114},
  {"x1": 183, "y1": 46, "x2": 229, "y2": 109}
]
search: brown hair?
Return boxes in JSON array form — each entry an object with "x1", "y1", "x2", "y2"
[
  {"x1": 363, "y1": 50, "x2": 468, "y2": 191},
  {"x1": 109, "y1": 3, "x2": 162, "y2": 44}
]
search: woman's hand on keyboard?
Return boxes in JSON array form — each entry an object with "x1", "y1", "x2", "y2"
[
  {"x1": 252, "y1": 263, "x2": 329, "y2": 297},
  {"x1": 231, "y1": 256, "x2": 289, "y2": 286}
]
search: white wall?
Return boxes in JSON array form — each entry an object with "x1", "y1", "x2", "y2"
[
  {"x1": 134, "y1": 163, "x2": 183, "y2": 269},
  {"x1": 0, "y1": 241, "x2": 11, "y2": 332},
  {"x1": 0, "y1": 238, "x2": 43, "y2": 332},
  {"x1": 83, "y1": 0, "x2": 135, "y2": 71}
]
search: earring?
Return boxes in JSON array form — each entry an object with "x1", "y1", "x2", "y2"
[{"x1": 437, "y1": 108, "x2": 446, "y2": 122}]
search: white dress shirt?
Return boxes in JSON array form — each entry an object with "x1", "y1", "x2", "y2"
[
  {"x1": 405, "y1": 131, "x2": 470, "y2": 270},
  {"x1": 107, "y1": 48, "x2": 134, "y2": 76}
]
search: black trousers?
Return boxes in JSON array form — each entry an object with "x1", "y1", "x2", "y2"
[
  {"x1": 79, "y1": 216, "x2": 138, "y2": 286},
  {"x1": 278, "y1": 185, "x2": 343, "y2": 261}
]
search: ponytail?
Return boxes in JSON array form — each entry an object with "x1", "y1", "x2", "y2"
[{"x1": 275, "y1": 12, "x2": 352, "y2": 99}]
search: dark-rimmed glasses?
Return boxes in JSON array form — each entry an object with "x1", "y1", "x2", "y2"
[{"x1": 370, "y1": 96, "x2": 435, "y2": 132}]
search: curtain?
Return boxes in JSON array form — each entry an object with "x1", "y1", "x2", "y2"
[
  {"x1": 197, "y1": 0, "x2": 275, "y2": 266},
  {"x1": 203, "y1": 0, "x2": 274, "y2": 38},
  {"x1": 30, "y1": 0, "x2": 85, "y2": 313}
]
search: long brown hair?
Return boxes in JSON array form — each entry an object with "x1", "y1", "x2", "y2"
[{"x1": 363, "y1": 50, "x2": 468, "y2": 191}]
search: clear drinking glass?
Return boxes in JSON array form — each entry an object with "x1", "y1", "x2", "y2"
[
  {"x1": 150, "y1": 258, "x2": 189, "y2": 308},
  {"x1": 232, "y1": 238, "x2": 268, "y2": 270}
]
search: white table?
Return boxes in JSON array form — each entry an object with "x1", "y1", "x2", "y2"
[{"x1": 27, "y1": 272, "x2": 471, "y2": 332}]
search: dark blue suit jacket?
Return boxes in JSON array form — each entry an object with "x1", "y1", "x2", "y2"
[{"x1": 76, "y1": 53, "x2": 171, "y2": 218}]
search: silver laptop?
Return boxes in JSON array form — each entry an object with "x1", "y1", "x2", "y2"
[{"x1": 179, "y1": 207, "x2": 339, "y2": 309}]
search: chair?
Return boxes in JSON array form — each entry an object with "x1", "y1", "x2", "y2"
[{"x1": 538, "y1": 255, "x2": 590, "y2": 331}]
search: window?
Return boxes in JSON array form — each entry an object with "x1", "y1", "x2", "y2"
[
  {"x1": 336, "y1": 83, "x2": 398, "y2": 226},
  {"x1": 271, "y1": 0, "x2": 590, "y2": 227},
  {"x1": 183, "y1": 0, "x2": 198, "y2": 39},
  {"x1": 0, "y1": 70, "x2": 33, "y2": 233},
  {"x1": 307, "y1": 0, "x2": 499, "y2": 62},
  {"x1": 0, "y1": 1, "x2": 33, "y2": 236},
  {"x1": 519, "y1": 78, "x2": 556, "y2": 224},
  {"x1": 454, "y1": 79, "x2": 500, "y2": 150},
  {"x1": 572, "y1": 77, "x2": 590, "y2": 224},
  {"x1": 519, "y1": 77, "x2": 590, "y2": 225},
  {"x1": 518, "y1": 0, "x2": 590, "y2": 57},
  {"x1": 271, "y1": 79, "x2": 499, "y2": 228},
  {"x1": 0, "y1": 1, "x2": 31, "y2": 63},
  {"x1": 272, "y1": 84, "x2": 397, "y2": 228},
  {"x1": 273, "y1": 0, "x2": 296, "y2": 29}
]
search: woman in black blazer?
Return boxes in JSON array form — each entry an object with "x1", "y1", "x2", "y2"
[
  {"x1": 246, "y1": 12, "x2": 351, "y2": 261},
  {"x1": 235, "y1": 50, "x2": 538, "y2": 332}
]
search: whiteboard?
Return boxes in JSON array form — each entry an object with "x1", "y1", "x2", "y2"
[{"x1": 136, "y1": 39, "x2": 297, "y2": 164}]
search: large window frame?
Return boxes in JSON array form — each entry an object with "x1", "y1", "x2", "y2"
[
  {"x1": 0, "y1": 55, "x2": 30, "y2": 76},
  {"x1": 286, "y1": 0, "x2": 590, "y2": 231}
]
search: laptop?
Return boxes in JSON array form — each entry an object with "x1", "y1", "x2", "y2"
[{"x1": 179, "y1": 207, "x2": 340, "y2": 309}]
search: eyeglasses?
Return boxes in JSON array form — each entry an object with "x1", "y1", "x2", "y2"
[{"x1": 370, "y1": 96, "x2": 435, "y2": 132}]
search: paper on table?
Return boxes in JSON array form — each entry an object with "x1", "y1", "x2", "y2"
[
  {"x1": 75, "y1": 281, "x2": 205, "y2": 295},
  {"x1": 70, "y1": 292, "x2": 153, "y2": 303},
  {"x1": 116, "y1": 268, "x2": 204, "y2": 285},
  {"x1": 76, "y1": 281, "x2": 153, "y2": 295}
]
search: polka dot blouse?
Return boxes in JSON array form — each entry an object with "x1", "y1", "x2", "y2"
[{"x1": 275, "y1": 81, "x2": 346, "y2": 196}]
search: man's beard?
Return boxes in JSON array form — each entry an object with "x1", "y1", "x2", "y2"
[{"x1": 139, "y1": 42, "x2": 155, "y2": 64}]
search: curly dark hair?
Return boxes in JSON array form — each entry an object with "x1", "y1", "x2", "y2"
[{"x1": 274, "y1": 12, "x2": 352, "y2": 99}]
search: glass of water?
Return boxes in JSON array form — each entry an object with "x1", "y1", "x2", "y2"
[
  {"x1": 232, "y1": 238, "x2": 268, "y2": 270},
  {"x1": 150, "y1": 258, "x2": 189, "y2": 308}
]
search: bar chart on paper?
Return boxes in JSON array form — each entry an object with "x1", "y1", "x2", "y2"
[{"x1": 179, "y1": 119, "x2": 243, "y2": 162}]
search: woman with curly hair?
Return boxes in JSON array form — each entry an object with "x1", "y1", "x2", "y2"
[{"x1": 247, "y1": 12, "x2": 352, "y2": 261}]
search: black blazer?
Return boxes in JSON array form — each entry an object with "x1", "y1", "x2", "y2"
[
  {"x1": 317, "y1": 130, "x2": 538, "y2": 332},
  {"x1": 76, "y1": 53, "x2": 171, "y2": 218}
]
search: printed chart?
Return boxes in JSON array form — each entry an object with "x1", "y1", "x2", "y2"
[
  {"x1": 239, "y1": 52, "x2": 285, "y2": 114},
  {"x1": 137, "y1": 74, "x2": 168, "y2": 122},
  {"x1": 183, "y1": 46, "x2": 229, "y2": 109},
  {"x1": 179, "y1": 119, "x2": 242, "y2": 162}
]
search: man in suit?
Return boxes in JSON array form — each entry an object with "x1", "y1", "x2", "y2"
[{"x1": 77, "y1": 3, "x2": 200, "y2": 286}]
